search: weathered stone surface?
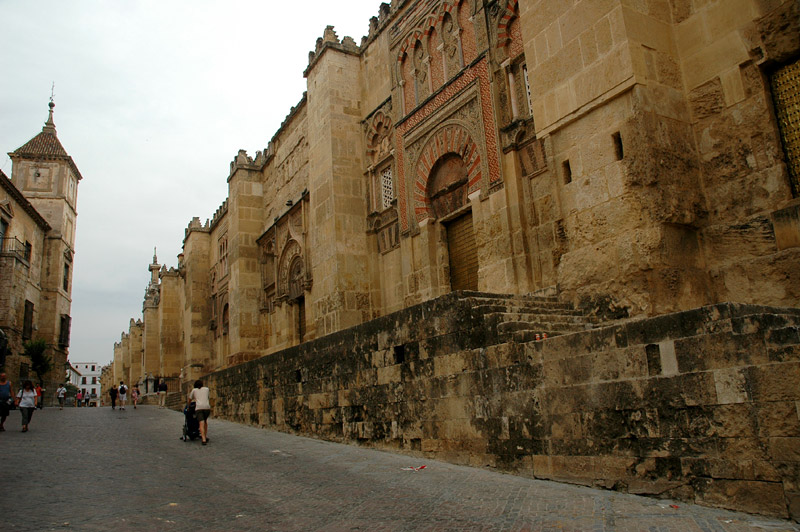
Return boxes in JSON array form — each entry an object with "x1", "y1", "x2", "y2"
[{"x1": 194, "y1": 294, "x2": 800, "y2": 519}]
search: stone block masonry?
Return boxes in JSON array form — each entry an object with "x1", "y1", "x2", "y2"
[{"x1": 202, "y1": 292, "x2": 800, "y2": 520}]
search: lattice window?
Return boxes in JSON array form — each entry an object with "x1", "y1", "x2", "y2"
[
  {"x1": 381, "y1": 167, "x2": 394, "y2": 209},
  {"x1": 771, "y1": 58, "x2": 800, "y2": 197}
]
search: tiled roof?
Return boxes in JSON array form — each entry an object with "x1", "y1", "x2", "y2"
[
  {"x1": 8, "y1": 104, "x2": 84, "y2": 181},
  {"x1": 12, "y1": 131, "x2": 69, "y2": 158}
]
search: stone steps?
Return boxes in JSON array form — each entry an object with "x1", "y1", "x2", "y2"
[
  {"x1": 454, "y1": 292, "x2": 595, "y2": 343},
  {"x1": 486, "y1": 311, "x2": 594, "y2": 325},
  {"x1": 473, "y1": 303, "x2": 584, "y2": 315}
]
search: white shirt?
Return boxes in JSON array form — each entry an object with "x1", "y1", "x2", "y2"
[
  {"x1": 189, "y1": 387, "x2": 210, "y2": 410},
  {"x1": 57, "y1": 387, "x2": 66, "y2": 398},
  {"x1": 17, "y1": 389, "x2": 37, "y2": 408}
]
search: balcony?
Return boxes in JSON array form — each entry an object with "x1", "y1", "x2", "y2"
[{"x1": 1, "y1": 237, "x2": 31, "y2": 263}]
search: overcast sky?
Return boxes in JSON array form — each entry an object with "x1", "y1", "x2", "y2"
[{"x1": 0, "y1": 0, "x2": 381, "y2": 366}]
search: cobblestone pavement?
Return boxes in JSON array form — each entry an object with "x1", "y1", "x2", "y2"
[{"x1": 2, "y1": 406, "x2": 798, "y2": 532}]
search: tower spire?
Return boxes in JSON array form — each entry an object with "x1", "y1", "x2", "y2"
[{"x1": 43, "y1": 82, "x2": 56, "y2": 135}]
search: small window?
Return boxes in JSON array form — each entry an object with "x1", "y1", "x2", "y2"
[
  {"x1": 393, "y1": 345, "x2": 406, "y2": 364},
  {"x1": 522, "y1": 64, "x2": 532, "y2": 117},
  {"x1": 562, "y1": 160, "x2": 572, "y2": 184},
  {"x1": 63, "y1": 263, "x2": 70, "y2": 291},
  {"x1": 82, "y1": 377, "x2": 86, "y2": 384},
  {"x1": 612, "y1": 132, "x2": 624, "y2": 160},
  {"x1": 24, "y1": 241, "x2": 32, "y2": 262},
  {"x1": 219, "y1": 236, "x2": 229, "y2": 277},
  {"x1": 22, "y1": 300, "x2": 34, "y2": 340},
  {"x1": 58, "y1": 315, "x2": 71, "y2": 347}
]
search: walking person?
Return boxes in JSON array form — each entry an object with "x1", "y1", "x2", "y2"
[
  {"x1": 35, "y1": 383, "x2": 44, "y2": 409},
  {"x1": 118, "y1": 382, "x2": 127, "y2": 410},
  {"x1": 15, "y1": 380, "x2": 37, "y2": 432},
  {"x1": 84, "y1": 390, "x2": 90, "y2": 407},
  {"x1": 108, "y1": 385, "x2": 118, "y2": 410},
  {"x1": 131, "y1": 384, "x2": 140, "y2": 409},
  {"x1": 76, "y1": 389, "x2": 83, "y2": 407},
  {"x1": 158, "y1": 379, "x2": 168, "y2": 408},
  {"x1": 56, "y1": 384, "x2": 66, "y2": 410},
  {"x1": 0, "y1": 372, "x2": 13, "y2": 431},
  {"x1": 188, "y1": 380, "x2": 211, "y2": 445}
]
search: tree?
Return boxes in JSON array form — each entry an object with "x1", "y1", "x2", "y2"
[{"x1": 24, "y1": 339, "x2": 51, "y2": 385}]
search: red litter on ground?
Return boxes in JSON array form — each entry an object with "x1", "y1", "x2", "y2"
[{"x1": 401, "y1": 465, "x2": 427, "y2": 472}]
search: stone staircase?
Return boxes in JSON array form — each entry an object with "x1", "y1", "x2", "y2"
[{"x1": 459, "y1": 291, "x2": 597, "y2": 343}]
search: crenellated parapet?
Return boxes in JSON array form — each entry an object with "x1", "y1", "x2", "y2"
[
  {"x1": 184, "y1": 216, "x2": 210, "y2": 242},
  {"x1": 305, "y1": 26, "x2": 361, "y2": 76},
  {"x1": 210, "y1": 200, "x2": 228, "y2": 230},
  {"x1": 228, "y1": 149, "x2": 259, "y2": 179},
  {"x1": 361, "y1": 2, "x2": 395, "y2": 48}
]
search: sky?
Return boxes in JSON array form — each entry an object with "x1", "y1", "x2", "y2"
[{"x1": 0, "y1": 0, "x2": 381, "y2": 366}]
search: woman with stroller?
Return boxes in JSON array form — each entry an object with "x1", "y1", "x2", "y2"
[{"x1": 188, "y1": 380, "x2": 211, "y2": 445}]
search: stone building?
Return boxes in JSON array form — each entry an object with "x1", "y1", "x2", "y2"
[
  {"x1": 1, "y1": 101, "x2": 81, "y2": 400},
  {"x1": 113, "y1": 0, "x2": 800, "y2": 518}
]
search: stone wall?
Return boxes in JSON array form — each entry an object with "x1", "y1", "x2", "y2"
[{"x1": 203, "y1": 292, "x2": 800, "y2": 520}]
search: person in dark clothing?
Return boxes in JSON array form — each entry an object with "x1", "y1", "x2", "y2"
[
  {"x1": 108, "y1": 385, "x2": 118, "y2": 410},
  {"x1": 158, "y1": 380, "x2": 168, "y2": 408}
]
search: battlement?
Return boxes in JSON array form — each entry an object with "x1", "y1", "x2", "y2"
[
  {"x1": 210, "y1": 200, "x2": 228, "y2": 229},
  {"x1": 184, "y1": 216, "x2": 210, "y2": 242},
  {"x1": 305, "y1": 25, "x2": 361, "y2": 76}
]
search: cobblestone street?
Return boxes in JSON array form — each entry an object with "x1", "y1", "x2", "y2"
[{"x1": 1, "y1": 406, "x2": 798, "y2": 531}]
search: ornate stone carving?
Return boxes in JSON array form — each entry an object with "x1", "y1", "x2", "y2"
[
  {"x1": 364, "y1": 102, "x2": 394, "y2": 167},
  {"x1": 367, "y1": 206, "x2": 400, "y2": 254},
  {"x1": 257, "y1": 194, "x2": 311, "y2": 311}
]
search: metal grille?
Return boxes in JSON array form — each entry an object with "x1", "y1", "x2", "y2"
[
  {"x1": 381, "y1": 167, "x2": 394, "y2": 209},
  {"x1": 771, "y1": 58, "x2": 800, "y2": 197},
  {"x1": 445, "y1": 212, "x2": 478, "y2": 291}
]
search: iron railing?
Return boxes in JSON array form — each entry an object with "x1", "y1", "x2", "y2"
[{"x1": 0, "y1": 237, "x2": 30, "y2": 262}]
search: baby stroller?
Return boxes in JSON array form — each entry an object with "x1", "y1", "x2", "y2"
[{"x1": 182, "y1": 402, "x2": 201, "y2": 442}]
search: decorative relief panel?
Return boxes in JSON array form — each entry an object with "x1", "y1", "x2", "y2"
[
  {"x1": 367, "y1": 206, "x2": 400, "y2": 254},
  {"x1": 364, "y1": 99, "x2": 400, "y2": 251},
  {"x1": 410, "y1": 121, "x2": 483, "y2": 222},
  {"x1": 396, "y1": 57, "x2": 502, "y2": 232},
  {"x1": 257, "y1": 193, "x2": 311, "y2": 312},
  {"x1": 364, "y1": 105, "x2": 393, "y2": 167}
]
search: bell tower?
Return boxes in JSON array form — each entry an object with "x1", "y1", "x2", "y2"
[{"x1": 7, "y1": 98, "x2": 82, "y2": 389}]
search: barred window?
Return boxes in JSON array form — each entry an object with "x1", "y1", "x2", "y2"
[
  {"x1": 770, "y1": 58, "x2": 800, "y2": 197},
  {"x1": 381, "y1": 167, "x2": 394, "y2": 209}
]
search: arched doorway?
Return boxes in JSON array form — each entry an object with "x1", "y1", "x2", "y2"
[{"x1": 428, "y1": 152, "x2": 478, "y2": 292}]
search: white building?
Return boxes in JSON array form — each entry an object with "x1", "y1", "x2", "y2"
[
  {"x1": 66, "y1": 362, "x2": 81, "y2": 387},
  {"x1": 73, "y1": 362, "x2": 101, "y2": 405}
]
